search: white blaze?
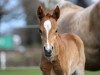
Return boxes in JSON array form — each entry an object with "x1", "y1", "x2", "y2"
[{"x1": 44, "y1": 20, "x2": 51, "y2": 51}]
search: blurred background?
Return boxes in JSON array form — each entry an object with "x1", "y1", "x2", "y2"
[{"x1": 0, "y1": 0, "x2": 100, "y2": 75}]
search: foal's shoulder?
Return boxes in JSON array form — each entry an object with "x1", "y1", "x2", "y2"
[{"x1": 61, "y1": 33, "x2": 83, "y2": 44}]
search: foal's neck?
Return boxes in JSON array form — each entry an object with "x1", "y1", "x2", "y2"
[
  {"x1": 51, "y1": 33, "x2": 66, "y2": 62},
  {"x1": 54, "y1": 33, "x2": 65, "y2": 53}
]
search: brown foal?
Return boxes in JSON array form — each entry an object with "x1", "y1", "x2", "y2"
[{"x1": 37, "y1": 6, "x2": 85, "y2": 75}]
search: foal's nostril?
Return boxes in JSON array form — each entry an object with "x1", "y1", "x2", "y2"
[
  {"x1": 44, "y1": 47, "x2": 46, "y2": 51},
  {"x1": 52, "y1": 46, "x2": 53, "y2": 50}
]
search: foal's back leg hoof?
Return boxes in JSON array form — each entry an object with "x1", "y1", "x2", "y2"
[
  {"x1": 72, "y1": 71, "x2": 77, "y2": 75},
  {"x1": 75, "y1": 66, "x2": 84, "y2": 75}
]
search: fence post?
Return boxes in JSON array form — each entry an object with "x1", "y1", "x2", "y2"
[{"x1": 1, "y1": 51, "x2": 6, "y2": 70}]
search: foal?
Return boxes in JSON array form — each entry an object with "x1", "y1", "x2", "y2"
[{"x1": 37, "y1": 6, "x2": 85, "y2": 75}]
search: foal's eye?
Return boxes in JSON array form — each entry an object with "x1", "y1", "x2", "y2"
[
  {"x1": 39, "y1": 29, "x2": 42, "y2": 33},
  {"x1": 56, "y1": 30, "x2": 57, "y2": 33}
]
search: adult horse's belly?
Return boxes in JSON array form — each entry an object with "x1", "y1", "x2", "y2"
[{"x1": 85, "y1": 47, "x2": 100, "y2": 71}]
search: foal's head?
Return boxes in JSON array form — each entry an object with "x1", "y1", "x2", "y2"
[{"x1": 37, "y1": 6, "x2": 60, "y2": 57}]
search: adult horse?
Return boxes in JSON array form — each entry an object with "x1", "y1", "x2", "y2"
[
  {"x1": 39, "y1": 0, "x2": 100, "y2": 71},
  {"x1": 37, "y1": 5, "x2": 85, "y2": 75}
]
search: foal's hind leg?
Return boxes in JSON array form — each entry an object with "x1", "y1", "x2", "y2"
[
  {"x1": 75, "y1": 65, "x2": 85, "y2": 75},
  {"x1": 72, "y1": 71, "x2": 77, "y2": 75}
]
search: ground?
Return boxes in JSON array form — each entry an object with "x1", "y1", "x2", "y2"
[{"x1": 0, "y1": 67, "x2": 99, "y2": 75}]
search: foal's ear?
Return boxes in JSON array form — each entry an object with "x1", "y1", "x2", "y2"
[
  {"x1": 37, "y1": 6, "x2": 45, "y2": 20},
  {"x1": 52, "y1": 6, "x2": 60, "y2": 21}
]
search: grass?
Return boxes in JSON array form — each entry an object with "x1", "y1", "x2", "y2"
[
  {"x1": 85, "y1": 71, "x2": 100, "y2": 75},
  {"x1": 0, "y1": 67, "x2": 100, "y2": 75},
  {"x1": 0, "y1": 67, "x2": 42, "y2": 75}
]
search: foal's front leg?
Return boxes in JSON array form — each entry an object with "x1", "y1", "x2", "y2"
[
  {"x1": 40, "y1": 62, "x2": 52, "y2": 75},
  {"x1": 40, "y1": 56, "x2": 52, "y2": 75},
  {"x1": 52, "y1": 61, "x2": 65, "y2": 75}
]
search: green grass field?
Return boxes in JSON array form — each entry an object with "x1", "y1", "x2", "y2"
[{"x1": 0, "y1": 67, "x2": 100, "y2": 75}]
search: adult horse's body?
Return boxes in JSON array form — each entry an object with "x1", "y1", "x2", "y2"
[
  {"x1": 37, "y1": 6, "x2": 85, "y2": 75},
  {"x1": 39, "y1": 0, "x2": 100, "y2": 70}
]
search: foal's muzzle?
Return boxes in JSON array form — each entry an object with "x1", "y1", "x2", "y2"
[{"x1": 44, "y1": 46, "x2": 53, "y2": 57}]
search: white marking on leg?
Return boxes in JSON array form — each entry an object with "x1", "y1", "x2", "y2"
[{"x1": 44, "y1": 20, "x2": 51, "y2": 51}]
